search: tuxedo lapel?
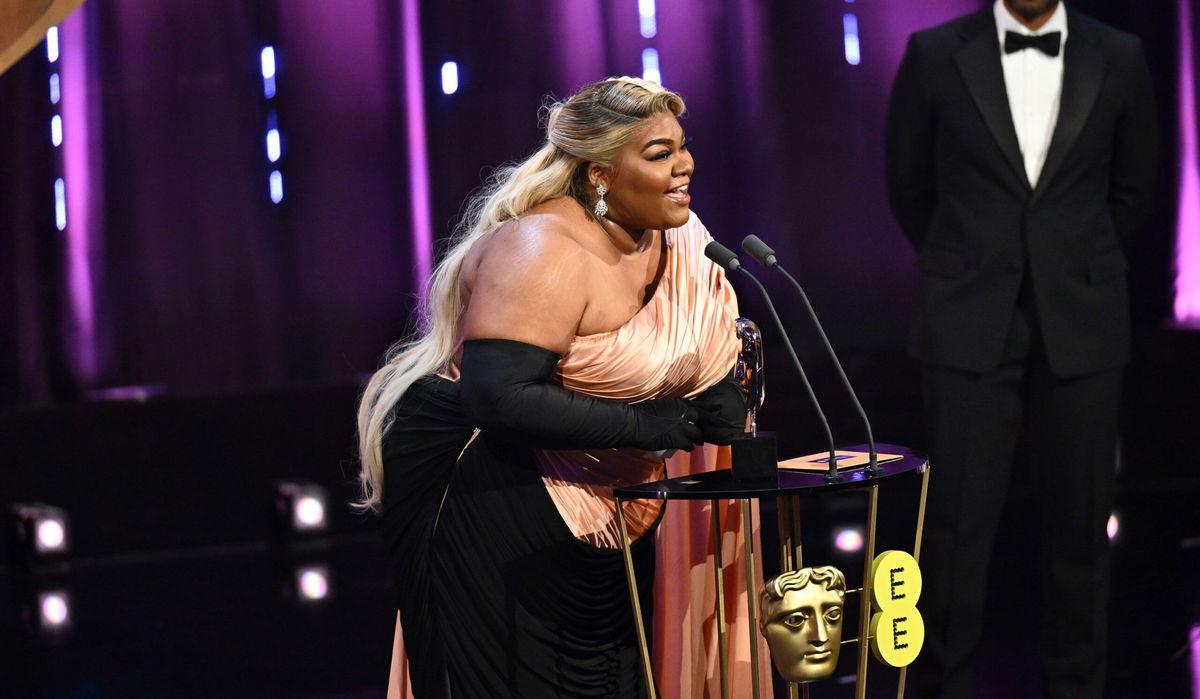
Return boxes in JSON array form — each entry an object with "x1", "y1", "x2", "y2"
[
  {"x1": 1033, "y1": 12, "x2": 1106, "y2": 200},
  {"x1": 954, "y1": 17, "x2": 1031, "y2": 191}
]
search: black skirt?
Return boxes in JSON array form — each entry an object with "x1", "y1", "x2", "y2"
[{"x1": 380, "y1": 376, "x2": 656, "y2": 698}]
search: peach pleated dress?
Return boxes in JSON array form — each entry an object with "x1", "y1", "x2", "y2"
[
  {"x1": 388, "y1": 213, "x2": 772, "y2": 698},
  {"x1": 537, "y1": 213, "x2": 773, "y2": 697},
  {"x1": 536, "y1": 212, "x2": 740, "y2": 548}
]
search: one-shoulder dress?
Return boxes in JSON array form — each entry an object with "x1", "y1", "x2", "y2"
[{"x1": 379, "y1": 214, "x2": 759, "y2": 697}]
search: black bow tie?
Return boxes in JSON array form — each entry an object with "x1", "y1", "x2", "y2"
[{"x1": 1004, "y1": 30, "x2": 1062, "y2": 57}]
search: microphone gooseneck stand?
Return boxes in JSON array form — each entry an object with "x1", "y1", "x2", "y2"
[
  {"x1": 741, "y1": 234, "x2": 881, "y2": 476},
  {"x1": 704, "y1": 241, "x2": 843, "y2": 483}
]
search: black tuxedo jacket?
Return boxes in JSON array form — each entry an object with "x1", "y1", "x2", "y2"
[{"x1": 885, "y1": 7, "x2": 1157, "y2": 378}]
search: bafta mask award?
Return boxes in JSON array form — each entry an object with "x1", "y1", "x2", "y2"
[
  {"x1": 735, "y1": 317, "x2": 765, "y2": 432},
  {"x1": 758, "y1": 566, "x2": 847, "y2": 682},
  {"x1": 731, "y1": 318, "x2": 777, "y2": 481}
]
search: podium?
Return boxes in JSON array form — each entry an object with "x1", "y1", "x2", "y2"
[{"x1": 614, "y1": 443, "x2": 930, "y2": 699}]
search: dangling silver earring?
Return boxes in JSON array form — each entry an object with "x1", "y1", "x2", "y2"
[{"x1": 594, "y1": 185, "x2": 609, "y2": 218}]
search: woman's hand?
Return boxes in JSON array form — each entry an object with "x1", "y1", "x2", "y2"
[{"x1": 690, "y1": 376, "x2": 748, "y2": 445}]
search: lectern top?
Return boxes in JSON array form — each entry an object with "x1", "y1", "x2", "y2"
[{"x1": 613, "y1": 443, "x2": 928, "y2": 501}]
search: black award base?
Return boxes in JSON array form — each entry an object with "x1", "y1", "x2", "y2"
[{"x1": 731, "y1": 432, "x2": 778, "y2": 483}]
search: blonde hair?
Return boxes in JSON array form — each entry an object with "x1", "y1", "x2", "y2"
[{"x1": 354, "y1": 77, "x2": 686, "y2": 511}]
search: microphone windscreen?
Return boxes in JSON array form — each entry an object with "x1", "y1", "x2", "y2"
[
  {"x1": 704, "y1": 241, "x2": 742, "y2": 271},
  {"x1": 741, "y1": 235, "x2": 777, "y2": 266}
]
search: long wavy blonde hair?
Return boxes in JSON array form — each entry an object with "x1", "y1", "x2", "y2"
[{"x1": 354, "y1": 77, "x2": 686, "y2": 511}]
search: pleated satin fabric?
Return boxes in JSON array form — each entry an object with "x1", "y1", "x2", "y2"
[
  {"x1": 382, "y1": 373, "x2": 658, "y2": 697},
  {"x1": 537, "y1": 213, "x2": 740, "y2": 548}
]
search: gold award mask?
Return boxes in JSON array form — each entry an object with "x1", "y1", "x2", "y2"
[{"x1": 758, "y1": 566, "x2": 846, "y2": 682}]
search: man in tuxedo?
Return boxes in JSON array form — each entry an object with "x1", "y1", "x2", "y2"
[{"x1": 885, "y1": 1, "x2": 1157, "y2": 696}]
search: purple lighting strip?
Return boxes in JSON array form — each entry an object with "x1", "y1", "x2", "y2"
[
  {"x1": 637, "y1": 1, "x2": 661, "y2": 85},
  {"x1": 402, "y1": 0, "x2": 433, "y2": 292},
  {"x1": 60, "y1": 13, "x2": 97, "y2": 380},
  {"x1": 1175, "y1": 0, "x2": 1200, "y2": 327},
  {"x1": 1192, "y1": 624, "x2": 1200, "y2": 699}
]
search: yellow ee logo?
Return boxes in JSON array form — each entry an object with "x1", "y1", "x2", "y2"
[{"x1": 867, "y1": 550, "x2": 924, "y2": 667}]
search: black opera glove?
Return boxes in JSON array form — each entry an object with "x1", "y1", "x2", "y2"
[
  {"x1": 691, "y1": 374, "x2": 748, "y2": 445},
  {"x1": 458, "y1": 338, "x2": 705, "y2": 452}
]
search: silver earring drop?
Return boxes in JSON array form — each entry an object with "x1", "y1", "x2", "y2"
[{"x1": 594, "y1": 185, "x2": 608, "y2": 218}]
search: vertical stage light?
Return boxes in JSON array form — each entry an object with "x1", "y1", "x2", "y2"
[
  {"x1": 1175, "y1": 0, "x2": 1200, "y2": 327},
  {"x1": 54, "y1": 178, "x2": 67, "y2": 231},
  {"x1": 440, "y1": 61, "x2": 459, "y2": 95},
  {"x1": 1190, "y1": 624, "x2": 1200, "y2": 699},
  {"x1": 261, "y1": 46, "x2": 284, "y2": 204},
  {"x1": 636, "y1": 0, "x2": 662, "y2": 85},
  {"x1": 843, "y1": 12, "x2": 861, "y2": 66},
  {"x1": 51, "y1": 57, "x2": 64, "y2": 227},
  {"x1": 47, "y1": 28, "x2": 67, "y2": 234},
  {"x1": 641, "y1": 48, "x2": 661, "y2": 84},
  {"x1": 638, "y1": 0, "x2": 657, "y2": 39},
  {"x1": 60, "y1": 10, "x2": 97, "y2": 380},
  {"x1": 261, "y1": 45, "x2": 277, "y2": 98},
  {"x1": 46, "y1": 25, "x2": 59, "y2": 61},
  {"x1": 403, "y1": 0, "x2": 433, "y2": 291}
]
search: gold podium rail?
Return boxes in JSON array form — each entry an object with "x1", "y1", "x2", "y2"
[{"x1": 614, "y1": 443, "x2": 930, "y2": 699}]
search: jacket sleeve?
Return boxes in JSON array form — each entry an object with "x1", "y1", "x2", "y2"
[
  {"x1": 1108, "y1": 39, "x2": 1158, "y2": 246},
  {"x1": 885, "y1": 34, "x2": 938, "y2": 251}
]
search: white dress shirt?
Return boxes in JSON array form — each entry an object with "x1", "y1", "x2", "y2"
[{"x1": 993, "y1": 0, "x2": 1068, "y2": 187}]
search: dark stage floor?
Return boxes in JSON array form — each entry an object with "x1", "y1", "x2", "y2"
[
  {"x1": 2, "y1": 482, "x2": 1196, "y2": 698},
  {"x1": 1, "y1": 535, "x2": 395, "y2": 697}
]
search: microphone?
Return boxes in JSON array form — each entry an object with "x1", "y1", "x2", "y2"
[
  {"x1": 704, "y1": 241, "x2": 842, "y2": 482},
  {"x1": 741, "y1": 235, "x2": 881, "y2": 475}
]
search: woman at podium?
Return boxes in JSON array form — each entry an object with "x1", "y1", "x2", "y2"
[{"x1": 355, "y1": 77, "x2": 748, "y2": 696}]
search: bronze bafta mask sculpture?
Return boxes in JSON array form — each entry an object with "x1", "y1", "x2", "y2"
[
  {"x1": 735, "y1": 317, "x2": 764, "y2": 433},
  {"x1": 758, "y1": 566, "x2": 846, "y2": 682}
]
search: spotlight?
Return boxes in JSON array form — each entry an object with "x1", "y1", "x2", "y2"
[
  {"x1": 1107, "y1": 512, "x2": 1120, "y2": 541},
  {"x1": 18, "y1": 585, "x2": 74, "y2": 639},
  {"x1": 8, "y1": 503, "x2": 70, "y2": 564},
  {"x1": 296, "y1": 565, "x2": 330, "y2": 602},
  {"x1": 272, "y1": 481, "x2": 329, "y2": 536},
  {"x1": 37, "y1": 518, "x2": 66, "y2": 551},
  {"x1": 834, "y1": 527, "x2": 864, "y2": 553},
  {"x1": 38, "y1": 590, "x2": 71, "y2": 629},
  {"x1": 277, "y1": 561, "x2": 333, "y2": 604},
  {"x1": 295, "y1": 496, "x2": 325, "y2": 529}
]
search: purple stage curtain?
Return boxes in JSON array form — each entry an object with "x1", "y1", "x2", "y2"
[
  {"x1": 87, "y1": 0, "x2": 420, "y2": 396},
  {"x1": 1, "y1": 0, "x2": 1187, "y2": 413},
  {"x1": 0, "y1": 53, "x2": 74, "y2": 406},
  {"x1": 0, "y1": 0, "x2": 420, "y2": 408}
]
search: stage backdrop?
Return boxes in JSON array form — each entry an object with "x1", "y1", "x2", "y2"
[{"x1": 0, "y1": 0, "x2": 1189, "y2": 412}]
